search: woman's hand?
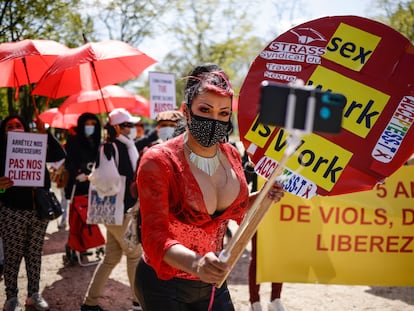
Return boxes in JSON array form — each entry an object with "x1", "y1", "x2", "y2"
[
  {"x1": 249, "y1": 182, "x2": 285, "y2": 203},
  {"x1": 34, "y1": 117, "x2": 47, "y2": 133},
  {"x1": 0, "y1": 176, "x2": 13, "y2": 190},
  {"x1": 194, "y1": 252, "x2": 230, "y2": 284},
  {"x1": 164, "y1": 245, "x2": 230, "y2": 284}
]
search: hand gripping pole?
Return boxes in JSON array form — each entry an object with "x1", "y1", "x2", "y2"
[{"x1": 217, "y1": 130, "x2": 304, "y2": 288}]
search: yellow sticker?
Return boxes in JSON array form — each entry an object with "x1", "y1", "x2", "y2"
[
  {"x1": 244, "y1": 116, "x2": 276, "y2": 148},
  {"x1": 308, "y1": 66, "x2": 389, "y2": 138},
  {"x1": 264, "y1": 129, "x2": 353, "y2": 191},
  {"x1": 323, "y1": 23, "x2": 381, "y2": 71}
]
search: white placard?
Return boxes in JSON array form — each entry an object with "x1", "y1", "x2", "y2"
[
  {"x1": 149, "y1": 71, "x2": 176, "y2": 119},
  {"x1": 4, "y1": 131, "x2": 48, "y2": 187}
]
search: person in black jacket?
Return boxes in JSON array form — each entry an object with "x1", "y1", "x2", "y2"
[
  {"x1": 64, "y1": 113, "x2": 101, "y2": 202},
  {"x1": 0, "y1": 115, "x2": 66, "y2": 311},
  {"x1": 81, "y1": 108, "x2": 142, "y2": 311}
]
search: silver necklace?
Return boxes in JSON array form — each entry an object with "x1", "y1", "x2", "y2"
[{"x1": 185, "y1": 143, "x2": 220, "y2": 176}]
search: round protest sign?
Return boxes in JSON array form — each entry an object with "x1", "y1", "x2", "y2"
[{"x1": 238, "y1": 16, "x2": 414, "y2": 198}]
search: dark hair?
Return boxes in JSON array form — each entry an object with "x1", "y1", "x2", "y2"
[
  {"x1": 0, "y1": 115, "x2": 30, "y2": 174},
  {"x1": 76, "y1": 112, "x2": 101, "y2": 149},
  {"x1": 104, "y1": 122, "x2": 118, "y2": 142},
  {"x1": 183, "y1": 63, "x2": 234, "y2": 106},
  {"x1": 0, "y1": 115, "x2": 30, "y2": 138}
]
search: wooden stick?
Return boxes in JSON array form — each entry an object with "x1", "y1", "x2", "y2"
[
  {"x1": 217, "y1": 152, "x2": 287, "y2": 288},
  {"x1": 217, "y1": 129, "x2": 305, "y2": 288}
]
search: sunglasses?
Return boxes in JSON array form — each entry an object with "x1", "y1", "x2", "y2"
[{"x1": 119, "y1": 122, "x2": 134, "y2": 128}]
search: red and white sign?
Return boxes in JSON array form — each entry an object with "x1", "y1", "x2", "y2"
[
  {"x1": 149, "y1": 71, "x2": 176, "y2": 119},
  {"x1": 238, "y1": 16, "x2": 414, "y2": 197},
  {"x1": 5, "y1": 132, "x2": 47, "y2": 187}
]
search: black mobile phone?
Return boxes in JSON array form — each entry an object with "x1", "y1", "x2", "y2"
[{"x1": 258, "y1": 81, "x2": 347, "y2": 134}]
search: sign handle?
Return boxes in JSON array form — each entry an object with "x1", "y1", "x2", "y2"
[{"x1": 217, "y1": 130, "x2": 304, "y2": 288}]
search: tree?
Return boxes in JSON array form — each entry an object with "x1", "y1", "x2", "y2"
[
  {"x1": 0, "y1": 0, "x2": 94, "y2": 120},
  {"x1": 88, "y1": 0, "x2": 174, "y2": 47},
  {"x1": 153, "y1": 0, "x2": 267, "y2": 106},
  {"x1": 0, "y1": 0, "x2": 93, "y2": 48},
  {"x1": 374, "y1": 0, "x2": 414, "y2": 41},
  {"x1": 388, "y1": 1, "x2": 414, "y2": 41}
]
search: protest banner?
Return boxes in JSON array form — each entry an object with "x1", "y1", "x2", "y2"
[
  {"x1": 149, "y1": 71, "x2": 176, "y2": 119},
  {"x1": 238, "y1": 15, "x2": 414, "y2": 197},
  {"x1": 218, "y1": 15, "x2": 414, "y2": 287},
  {"x1": 4, "y1": 131, "x2": 47, "y2": 187},
  {"x1": 257, "y1": 165, "x2": 414, "y2": 286}
]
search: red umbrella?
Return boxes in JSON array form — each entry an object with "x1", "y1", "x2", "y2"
[
  {"x1": 126, "y1": 94, "x2": 150, "y2": 117},
  {"x1": 0, "y1": 39, "x2": 69, "y2": 88},
  {"x1": 38, "y1": 107, "x2": 79, "y2": 129},
  {"x1": 32, "y1": 40, "x2": 157, "y2": 101},
  {"x1": 58, "y1": 85, "x2": 143, "y2": 115}
]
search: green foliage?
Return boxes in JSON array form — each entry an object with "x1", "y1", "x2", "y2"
[
  {"x1": 389, "y1": 1, "x2": 414, "y2": 40},
  {"x1": 88, "y1": 0, "x2": 174, "y2": 47},
  {"x1": 0, "y1": 0, "x2": 95, "y2": 119},
  {"x1": 0, "y1": 0, "x2": 92, "y2": 45},
  {"x1": 155, "y1": 0, "x2": 268, "y2": 105},
  {"x1": 374, "y1": 0, "x2": 414, "y2": 41}
]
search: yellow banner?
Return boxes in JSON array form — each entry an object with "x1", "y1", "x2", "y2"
[{"x1": 257, "y1": 165, "x2": 414, "y2": 285}]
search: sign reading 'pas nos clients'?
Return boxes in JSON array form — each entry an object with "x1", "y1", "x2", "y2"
[{"x1": 238, "y1": 16, "x2": 414, "y2": 198}]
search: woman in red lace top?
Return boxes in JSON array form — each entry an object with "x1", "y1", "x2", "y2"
[{"x1": 135, "y1": 63, "x2": 284, "y2": 311}]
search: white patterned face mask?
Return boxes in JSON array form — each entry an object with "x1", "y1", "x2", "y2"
[
  {"x1": 158, "y1": 126, "x2": 175, "y2": 142},
  {"x1": 188, "y1": 112, "x2": 229, "y2": 148}
]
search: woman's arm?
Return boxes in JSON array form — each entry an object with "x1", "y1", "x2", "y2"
[
  {"x1": 137, "y1": 150, "x2": 179, "y2": 274},
  {"x1": 163, "y1": 244, "x2": 230, "y2": 284}
]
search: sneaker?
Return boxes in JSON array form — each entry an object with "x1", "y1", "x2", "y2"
[
  {"x1": 268, "y1": 298, "x2": 286, "y2": 311},
  {"x1": 3, "y1": 297, "x2": 22, "y2": 311},
  {"x1": 251, "y1": 301, "x2": 262, "y2": 311},
  {"x1": 80, "y1": 304, "x2": 107, "y2": 311},
  {"x1": 25, "y1": 293, "x2": 49, "y2": 310},
  {"x1": 131, "y1": 301, "x2": 142, "y2": 311}
]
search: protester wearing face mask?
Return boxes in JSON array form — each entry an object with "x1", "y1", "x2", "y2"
[
  {"x1": 64, "y1": 113, "x2": 101, "y2": 201},
  {"x1": 127, "y1": 120, "x2": 139, "y2": 141},
  {"x1": 134, "y1": 63, "x2": 285, "y2": 310},
  {"x1": 155, "y1": 110, "x2": 184, "y2": 142},
  {"x1": 134, "y1": 121, "x2": 145, "y2": 140},
  {"x1": 133, "y1": 111, "x2": 184, "y2": 159},
  {"x1": 0, "y1": 115, "x2": 66, "y2": 311},
  {"x1": 81, "y1": 108, "x2": 142, "y2": 311}
]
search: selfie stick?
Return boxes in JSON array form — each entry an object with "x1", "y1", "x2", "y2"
[{"x1": 217, "y1": 85, "x2": 316, "y2": 288}]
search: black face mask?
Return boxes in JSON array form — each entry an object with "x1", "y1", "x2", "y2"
[{"x1": 188, "y1": 112, "x2": 230, "y2": 147}]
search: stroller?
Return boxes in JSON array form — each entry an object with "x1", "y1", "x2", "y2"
[{"x1": 63, "y1": 189, "x2": 106, "y2": 267}]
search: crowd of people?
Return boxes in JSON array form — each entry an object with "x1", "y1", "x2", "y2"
[{"x1": 0, "y1": 63, "x2": 287, "y2": 311}]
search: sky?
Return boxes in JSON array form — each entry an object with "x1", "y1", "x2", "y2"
[
  {"x1": 292, "y1": 0, "x2": 376, "y2": 26},
  {"x1": 140, "y1": 0, "x2": 378, "y2": 65}
]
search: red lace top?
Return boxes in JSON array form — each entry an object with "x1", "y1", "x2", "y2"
[{"x1": 137, "y1": 134, "x2": 249, "y2": 280}]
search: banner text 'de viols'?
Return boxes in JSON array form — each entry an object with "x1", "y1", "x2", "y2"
[
  {"x1": 256, "y1": 165, "x2": 414, "y2": 286},
  {"x1": 238, "y1": 16, "x2": 414, "y2": 198}
]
